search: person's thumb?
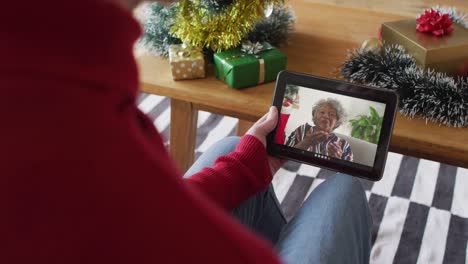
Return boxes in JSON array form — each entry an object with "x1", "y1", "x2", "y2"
[
  {"x1": 261, "y1": 106, "x2": 278, "y2": 133},
  {"x1": 246, "y1": 106, "x2": 278, "y2": 147}
]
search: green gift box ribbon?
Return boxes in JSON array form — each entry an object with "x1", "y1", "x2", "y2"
[{"x1": 214, "y1": 41, "x2": 287, "y2": 89}]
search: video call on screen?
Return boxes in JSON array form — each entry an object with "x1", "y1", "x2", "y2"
[{"x1": 275, "y1": 84, "x2": 386, "y2": 167}]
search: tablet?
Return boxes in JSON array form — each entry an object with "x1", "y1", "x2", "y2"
[{"x1": 267, "y1": 71, "x2": 399, "y2": 181}]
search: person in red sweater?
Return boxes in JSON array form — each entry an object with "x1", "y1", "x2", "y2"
[{"x1": 2, "y1": 0, "x2": 372, "y2": 263}]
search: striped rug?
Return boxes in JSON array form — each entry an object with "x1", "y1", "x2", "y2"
[{"x1": 138, "y1": 93, "x2": 468, "y2": 264}]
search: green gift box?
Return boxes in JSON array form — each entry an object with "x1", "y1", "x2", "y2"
[{"x1": 214, "y1": 42, "x2": 287, "y2": 89}]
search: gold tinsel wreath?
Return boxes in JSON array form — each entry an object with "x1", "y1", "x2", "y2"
[{"x1": 170, "y1": 0, "x2": 285, "y2": 52}]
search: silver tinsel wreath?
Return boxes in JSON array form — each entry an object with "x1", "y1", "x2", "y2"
[{"x1": 342, "y1": 45, "x2": 468, "y2": 128}]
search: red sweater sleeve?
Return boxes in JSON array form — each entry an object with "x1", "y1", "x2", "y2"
[{"x1": 185, "y1": 135, "x2": 273, "y2": 210}]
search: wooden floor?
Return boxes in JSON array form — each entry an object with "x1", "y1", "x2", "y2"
[{"x1": 304, "y1": 0, "x2": 468, "y2": 16}]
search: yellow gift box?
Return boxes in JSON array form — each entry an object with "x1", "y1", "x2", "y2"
[
  {"x1": 381, "y1": 19, "x2": 468, "y2": 75},
  {"x1": 168, "y1": 44, "x2": 206, "y2": 80}
]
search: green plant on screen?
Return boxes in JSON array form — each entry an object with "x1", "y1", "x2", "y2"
[{"x1": 349, "y1": 106, "x2": 383, "y2": 144}]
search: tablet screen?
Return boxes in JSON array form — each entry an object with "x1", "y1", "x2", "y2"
[
  {"x1": 267, "y1": 71, "x2": 398, "y2": 181},
  {"x1": 275, "y1": 84, "x2": 386, "y2": 168}
]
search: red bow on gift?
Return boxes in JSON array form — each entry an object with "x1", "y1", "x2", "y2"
[{"x1": 416, "y1": 8, "x2": 454, "y2": 36}]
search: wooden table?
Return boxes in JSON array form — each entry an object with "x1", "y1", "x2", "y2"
[{"x1": 137, "y1": 0, "x2": 468, "y2": 171}]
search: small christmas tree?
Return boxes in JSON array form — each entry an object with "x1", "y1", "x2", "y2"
[{"x1": 142, "y1": 0, "x2": 295, "y2": 57}]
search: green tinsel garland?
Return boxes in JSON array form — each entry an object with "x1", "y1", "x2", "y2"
[
  {"x1": 342, "y1": 45, "x2": 468, "y2": 128},
  {"x1": 141, "y1": 2, "x2": 294, "y2": 57},
  {"x1": 141, "y1": 3, "x2": 182, "y2": 57},
  {"x1": 245, "y1": 5, "x2": 296, "y2": 47},
  {"x1": 141, "y1": 3, "x2": 181, "y2": 57}
]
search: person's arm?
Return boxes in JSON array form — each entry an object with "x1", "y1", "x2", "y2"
[
  {"x1": 184, "y1": 107, "x2": 278, "y2": 211},
  {"x1": 5, "y1": 97, "x2": 283, "y2": 264},
  {"x1": 184, "y1": 135, "x2": 272, "y2": 211},
  {"x1": 113, "y1": 107, "x2": 282, "y2": 263},
  {"x1": 95, "y1": 104, "x2": 282, "y2": 263}
]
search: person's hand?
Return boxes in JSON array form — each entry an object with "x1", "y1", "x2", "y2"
[
  {"x1": 246, "y1": 106, "x2": 284, "y2": 175},
  {"x1": 327, "y1": 142, "x2": 343, "y2": 159},
  {"x1": 302, "y1": 129, "x2": 329, "y2": 147},
  {"x1": 246, "y1": 106, "x2": 278, "y2": 147}
]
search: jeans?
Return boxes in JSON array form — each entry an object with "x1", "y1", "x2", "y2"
[{"x1": 185, "y1": 137, "x2": 372, "y2": 264}]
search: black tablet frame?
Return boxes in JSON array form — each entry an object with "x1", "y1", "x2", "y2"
[{"x1": 266, "y1": 71, "x2": 399, "y2": 181}]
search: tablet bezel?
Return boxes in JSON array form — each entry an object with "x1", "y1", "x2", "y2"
[{"x1": 266, "y1": 71, "x2": 399, "y2": 181}]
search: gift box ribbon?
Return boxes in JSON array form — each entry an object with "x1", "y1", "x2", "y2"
[
  {"x1": 220, "y1": 41, "x2": 274, "y2": 84},
  {"x1": 171, "y1": 44, "x2": 203, "y2": 61}
]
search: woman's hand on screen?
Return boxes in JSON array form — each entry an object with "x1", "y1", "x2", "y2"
[
  {"x1": 303, "y1": 129, "x2": 329, "y2": 147},
  {"x1": 328, "y1": 142, "x2": 343, "y2": 159}
]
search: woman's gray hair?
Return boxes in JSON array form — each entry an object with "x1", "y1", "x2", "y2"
[{"x1": 312, "y1": 98, "x2": 347, "y2": 129}]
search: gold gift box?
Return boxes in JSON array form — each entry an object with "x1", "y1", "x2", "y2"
[
  {"x1": 381, "y1": 19, "x2": 468, "y2": 75},
  {"x1": 168, "y1": 44, "x2": 206, "y2": 81}
]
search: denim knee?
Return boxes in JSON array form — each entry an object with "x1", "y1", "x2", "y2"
[
  {"x1": 277, "y1": 173, "x2": 372, "y2": 264},
  {"x1": 327, "y1": 173, "x2": 372, "y2": 221},
  {"x1": 329, "y1": 173, "x2": 365, "y2": 195}
]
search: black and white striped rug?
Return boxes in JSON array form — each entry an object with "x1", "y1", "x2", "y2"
[{"x1": 138, "y1": 93, "x2": 468, "y2": 264}]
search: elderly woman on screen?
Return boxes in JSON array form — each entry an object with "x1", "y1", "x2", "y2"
[{"x1": 286, "y1": 98, "x2": 354, "y2": 161}]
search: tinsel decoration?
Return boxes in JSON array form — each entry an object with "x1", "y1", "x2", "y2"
[
  {"x1": 245, "y1": 6, "x2": 296, "y2": 47},
  {"x1": 342, "y1": 45, "x2": 468, "y2": 127},
  {"x1": 141, "y1": 1, "x2": 294, "y2": 57},
  {"x1": 141, "y1": 3, "x2": 181, "y2": 57},
  {"x1": 170, "y1": 0, "x2": 285, "y2": 52},
  {"x1": 241, "y1": 41, "x2": 265, "y2": 54}
]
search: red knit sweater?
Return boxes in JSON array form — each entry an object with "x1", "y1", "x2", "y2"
[{"x1": 1, "y1": 1, "x2": 282, "y2": 263}]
